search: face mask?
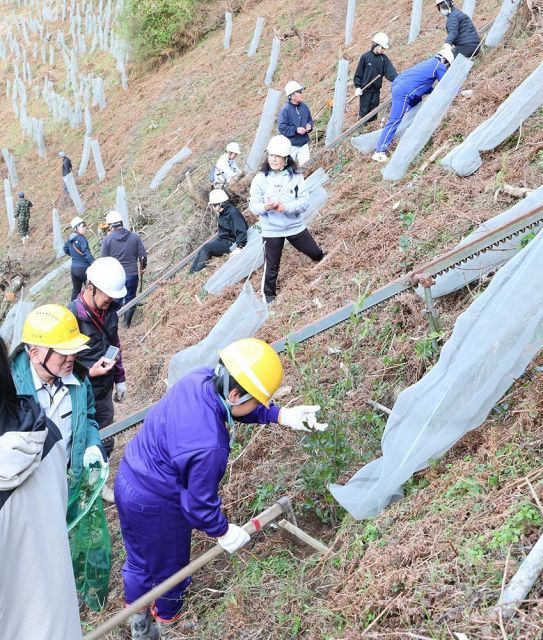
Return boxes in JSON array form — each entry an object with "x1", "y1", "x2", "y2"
[{"x1": 440, "y1": 8, "x2": 451, "y2": 15}]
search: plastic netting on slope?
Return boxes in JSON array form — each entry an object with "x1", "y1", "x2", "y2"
[
  {"x1": 408, "y1": 0, "x2": 423, "y2": 43},
  {"x1": 351, "y1": 104, "x2": 422, "y2": 154},
  {"x1": 63, "y1": 172, "x2": 85, "y2": 214},
  {"x1": 116, "y1": 186, "x2": 129, "y2": 228},
  {"x1": 462, "y1": 0, "x2": 476, "y2": 19},
  {"x1": 244, "y1": 89, "x2": 282, "y2": 172},
  {"x1": 4, "y1": 178, "x2": 15, "y2": 234},
  {"x1": 149, "y1": 147, "x2": 192, "y2": 191},
  {"x1": 264, "y1": 36, "x2": 281, "y2": 86},
  {"x1": 248, "y1": 16, "x2": 265, "y2": 56},
  {"x1": 441, "y1": 63, "x2": 543, "y2": 177},
  {"x1": 91, "y1": 139, "x2": 105, "y2": 182},
  {"x1": 2, "y1": 148, "x2": 18, "y2": 185},
  {"x1": 168, "y1": 283, "x2": 267, "y2": 387},
  {"x1": 204, "y1": 175, "x2": 329, "y2": 295},
  {"x1": 325, "y1": 59, "x2": 349, "y2": 147},
  {"x1": 330, "y1": 228, "x2": 543, "y2": 519},
  {"x1": 383, "y1": 54, "x2": 472, "y2": 181},
  {"x1": 345, "y1": 0, "x2": 356, "y2": 46},
  {"x1": 485, "y1": 0, "x2": 522, "y2": 47},
  {"x1": 224, "y1": 12, "x2": 233, "y2": 49},
  {"x1": 416, "y1": 186, "x2": 543, "y2": 298},
  {"x1": 78, "y1": 136, "x2": 92, "y2": 176},
  {"x1": 52, "y1": 208, "x2": 64, "y2": 258}
]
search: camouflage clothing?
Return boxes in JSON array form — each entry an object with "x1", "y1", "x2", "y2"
[{"x1": 14, "y1": 198, "x2": 33, "y2": 237}]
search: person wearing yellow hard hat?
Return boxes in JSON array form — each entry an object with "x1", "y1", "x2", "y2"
[
  {"x1": 114, "y1": 338, "x2": 327, "y2": 639},
  {"x1": 10, "y1": 304, "x2": 114, "y2": 502}
]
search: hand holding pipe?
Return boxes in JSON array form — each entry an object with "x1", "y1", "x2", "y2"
[
  {"x1": 346, "y1": 75, "x2": 381, "y2": 107},
  {"x1": 83, "y1": 497, "x2": 294, "y2": 640}
]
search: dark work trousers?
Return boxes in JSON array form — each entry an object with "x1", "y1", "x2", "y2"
[
  {"x1": 189, "y1": 238, "x2": 231, "y2": 273},
  {"x1": 70, "y1": 265, "x2": 88, "y2": 301},
  {"x1": 95, "y1": 392, "x2": 115, "y2": 457},
  {"x1": 453, "y1": 43, "x2": 480, "y2": 57},
  {"x1": 121, "y1": 274, "x2": 139, "y2": 327},
  {"x1": 359, "y1": 89, "x2": 381, "y2": 121},
  {"x1": 262, "y1": 229, "x2": 323, "y2": 300}
]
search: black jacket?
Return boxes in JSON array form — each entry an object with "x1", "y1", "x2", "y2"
[
  {"x1": 445, "y1": 8, "x2": 480, "y2": 47},
  {"x1": 217, "y1": 203, "x2": 248, "y2": 247},
  {"x1": 61, "y1": 156, "x2": 73, "y2": 176},
  {"x1": 67, "y1": 296, "x2": 125, "y2": 400},
  {"x1": 354, "y1": 50, "x2": 398, "y2": 92}
]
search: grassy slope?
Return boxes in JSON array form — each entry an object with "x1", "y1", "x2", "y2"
[{"x1": 1, "y1": 0, "x2": 543, "y2": 637}]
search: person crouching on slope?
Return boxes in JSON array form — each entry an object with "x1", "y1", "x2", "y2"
[
  {"x1": 189, "y1": 189, "x2": 248, "y2": 273},
  {"x1": 372, "y1": 47, "x2": 454, "y2": 163},
  {"x1": 115, "y1": 338, "x2": 327, "y2": 640},
  {"x1": 249, "y1": 135, "x2": 324, "y2": 304},
  {"x1": 353, "y1": 32, "x2": 398, "y2": 121}
]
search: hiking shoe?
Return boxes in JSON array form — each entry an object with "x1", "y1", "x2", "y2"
[
  {"x1": 265, "y1": 296, "x2": 276, "y2": 305},
  {"x1": 129, "y1": 608, "x2": 159, "y2": 640},
  {"x1": 157, "y1": 619, "x2": 196, "y2": 639},
  {"x1": 101, "y1": 484, "x2": 115, "y2": 504},
  {"x1": 372, "y1": 151, "x2": 388, "y2": 163}
]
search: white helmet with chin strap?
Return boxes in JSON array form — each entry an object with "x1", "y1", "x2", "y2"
[
  {"x1": 225, "y1": 142, "x2": 241, "y2": 154},
  {"x1": 372, "y1": 32, "x2": 390, "y2": 49},
  {"x1": 284, "y1": 80, "x2": 305, "y2": 97},
  {"x1": 86, "y1": 257, "x2": 127, "y2": 299}
]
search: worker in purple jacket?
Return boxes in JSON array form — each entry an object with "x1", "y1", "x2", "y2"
[{"x1": 115, "y1": 338, "x2": 327, "y2": 640}]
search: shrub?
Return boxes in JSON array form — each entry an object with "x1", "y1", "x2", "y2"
[{"x1": 122, "y1": 0, "x2": 196, "y2": 62}]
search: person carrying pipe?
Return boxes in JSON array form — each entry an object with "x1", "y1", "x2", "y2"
[
  {"x1": 353, "y1": 32, "x2": 398, "y2": 121},
  {"x1": 278, "y1": 81, "x2": 314, "y2": 167},
  {"x1": 101, "y1": 210, "x2": 147, "y2": 328},
  {"x1": 249, "y1": 135, "x2": 324, "y2": 304},
  {"x1": 14, "y1": 191, "x2": 33, "y2": 244},
  {"x1": 68, "y1": 257, "x2": 127, "y2": 503},
  {"x1": 211, "y1": 142, "x2": 243, "y2": 187},
  {"x1": 436, "y1": 0, "x2": 481, "y2": 58},
  {"x1": 189, "y1": 189, "x2": 248, "y2": 273},
  {"x1": 114, "y1": 337, "x2": 327, "y2": 640},
  {"x1": 64, "y1": 216, "x2": 95, "y2": 301},
  {"x1": 372, "y1": 47, "x2": 454, "y2": 163},
  {"x1": 1, "y1": 337, "x2": 83, "y2": 640}
]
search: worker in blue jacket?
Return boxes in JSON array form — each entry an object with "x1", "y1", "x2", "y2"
[
  {"x1": 278, "y1": 80, "x2": 314, "y2": 167},
  {"x1": 115, "y1": 338, "x2": 327, "y2": 640},
  {"x1": 372, "y1": 48, "x2": 454, "y2": 162},
  {"x1": 436, "y1": 0, "x2": 480, "y2": 58},
  {"x1": 64, "y1": 216, "x2": 95, "y2": 301}
]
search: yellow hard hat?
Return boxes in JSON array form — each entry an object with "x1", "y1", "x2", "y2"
[
  {"x1": 22, "y1": 304, "x2": 89, "y2": 355},
  {"x1": 219, "y1": 338, "x2": 283, "y2": 407}
]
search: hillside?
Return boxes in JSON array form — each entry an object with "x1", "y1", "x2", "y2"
[{"x1": 1, "y1": 0, "x2": 543, "y2": 637}]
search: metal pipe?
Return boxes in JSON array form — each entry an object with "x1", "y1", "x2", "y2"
[{"x1": 84, "y1": 497, "x2": 293, "y2": 640}]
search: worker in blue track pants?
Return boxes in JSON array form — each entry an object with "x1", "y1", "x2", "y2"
[
  {"x1": 115, "y1": 338, "x2": 328, "y2": 640},
  {"x1": 372, "y1": 48, "x2": 454, "y2": 163}
]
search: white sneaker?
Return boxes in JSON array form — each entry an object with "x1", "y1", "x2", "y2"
[
  {"x1": 101, "y1": 484, "x2": 115, "y2": 504},
  {"x1": 372, "y1": 151, "x2": 388, "y2": 163}
]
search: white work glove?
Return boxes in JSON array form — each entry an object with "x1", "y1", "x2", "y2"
[
  {"x1": 278, "y1": 405, "x2": 328, "y2": 432},
  {"x1": 354, "y1": 87, "x2": 363, "y2": 96},
  {"x1": 114, "y1": 381, "x2": 127, "y2": 402},
  {"x1": 442, "y1": 42, "x2": 453, "y2": 52},
  {"x1": 230, "y1": 246, "x2": 242, "y2": 256},
  {"x1": 83, "y1": 445, "x2": 108, "y2": 484},
  {"x1": 217, "y1": 523, "x2": 251, "y2": 554}
]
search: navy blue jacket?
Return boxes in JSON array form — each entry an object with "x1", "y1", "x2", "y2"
[
  {"x1": 63, "y1": 232, "x2": 94, "y2": 267},
  {"x1": 119, "y1": 368, "x2": 281, "y2": 537},
  {"x1": 393, "y1": 57, "x2": 448, "y2": 101},
  {"x1": 278, "y1": 101, "x2": 314, "y2": 147},
  {"x1": 445, "y1": 8, "x2": 480, "y2": 47}
]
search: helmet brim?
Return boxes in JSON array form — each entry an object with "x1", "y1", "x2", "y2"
[{"x1": 52, "y1": 334, "x2": 90, "y2": 355}]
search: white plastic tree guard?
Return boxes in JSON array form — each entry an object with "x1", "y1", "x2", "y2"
[
  {"x1": 52, "y1": 208, "x2": 64, "y2": 258},
  {"x1": 383, "y1": 54, "x2": 472, "y2": 181},
  {"x1": 0, "y1": 301, "x2": 35, "y2": 354},
  {"x1": 4, "y1": 178, "x2": 15, "y2": 235},
  {"x1": 28, "y1": 260, "x2": 71, "y2": 297},
  {"x1": 351, "y1": 104, "x2": 422, "y2": 154},
  {"x1": 345, "y1": 0, "x2": 356, "y2": 46},
  {"x1": 247, "y1": 16, "x2": 265, "y2": 57},
  {"x1": 2, "y1": 148, "x2": 18, "y2": 186},
  {"x1": 84, "y1": 106, "x2": 92, "y2": 135},
  {"x1": 331, "y1": 229, "x2": 543, "y2": 519},
  {"x1": 462, "y1": 0, "x2": 476, "y2": 19},
  {"x1": 264, "y1": 36, "x2": 281, "y2": 86},
  {"x1": 408, "y1": 0, "x2": 423, "y2": 44},
  {"x1": 325, "y1": 59, "x2": 349, "y2": 147},
  {"x1": 485, "y1": 0, "x2": 522, "y2": 47},
  {"x1": 224, "y1": 12, "x2": 233, "y2": 49},
  {"x1": 91, "y1": 138, "x2": 106, "y2": 182},
  {"x1": 63, "y1": 172, "x2": 85, "y2": 214},
  {"x1": 149, "y1": 146, "x2": 192, "y2": 191},
  {"x1": 78, "y1": 136, "x2": 92, "y2": 176},
  {"x1": 244, "y1": 88, "x2": 282, "y2": 172},
  {"x1": 441, "y1": 63, "x2": 543, "y2": 177},
  {"x1": 116, "y1": 185, "x2": 129, "y2": 228}
]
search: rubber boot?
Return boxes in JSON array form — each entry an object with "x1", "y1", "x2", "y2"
[
  {"x1": 124, "y1": 305, "x2": 136, "y2": 328},
  {"x1": 129, "y1": 608, "x2": 160, "y2": 640}
]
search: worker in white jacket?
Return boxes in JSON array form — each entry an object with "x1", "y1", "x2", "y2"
[
  {"x1": 0, "y1": 338, "x2": 82, "y2": 640},
  {"x1": 249, "y1": 135, "x2": 324, "y2": 303},
  {"x1": 212, "y1": 142, "x2": 242, "y2": 187}
]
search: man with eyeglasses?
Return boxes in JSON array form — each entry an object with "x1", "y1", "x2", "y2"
[{"x1": 278, "y1": 80, "x2": 314, "y2": 167}]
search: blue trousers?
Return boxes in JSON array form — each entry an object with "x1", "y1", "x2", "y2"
[
  {"x1": 376, "y1": 84, "x2": 421, "y2": 153},
  {"x1": 114, "y1": 471, "x2": 192, "y2": 620}
]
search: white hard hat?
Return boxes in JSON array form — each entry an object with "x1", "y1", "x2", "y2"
[
  {"x1": 437, "y1": 46, "x2": 454, "y2": 66},
  {"x1": 225, "y1": 142, "x2": 241, "y2": 154},
  {"x1": 70, "y1": 216, "x2": 85, "y2": 229},
  {"x1": 86, "y1": 257, "x2": 127, "y2": 299},
  {"x1": 267, "y1": 135, "x2": 292, "y2": 157},
  {"x1": 284, "y1": 81, "x2": 305, "y2": 97},
  {"x1": 106, "y1": 210, "x2": 123, "y2": 225},
  {"x1": 58, "y1": 151, "x2": 66, "y2": 157},
  {"x1": 209, "y1": 189, "x2": 229, "y2": 205},
  {"x1": 373, "y1": 32, "x2": 390, "y2": 49}
]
